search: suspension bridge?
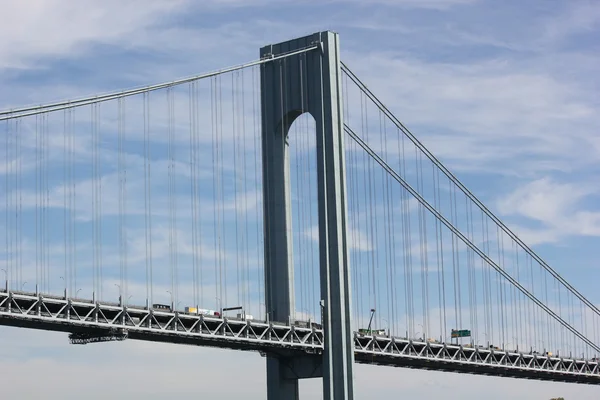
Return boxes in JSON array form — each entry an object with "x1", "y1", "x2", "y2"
[{"x1": 0, "y1": 31, "x2": 598, "y2": 399}]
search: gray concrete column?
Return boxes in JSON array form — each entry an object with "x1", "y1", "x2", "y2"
[{"x1": 260, "y1": 31, "x2": 354, "y2": 400}]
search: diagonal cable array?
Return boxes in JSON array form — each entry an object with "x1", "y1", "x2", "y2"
[
  {"x1": 341, "y1": 61, "x2": 600, "y2": 360},
  {"x1": 345, "y1": 123, "x2": 600, "y2": 354},
  {"x1": 341, "y1": 62, "x2": 600, "y2": 320}
]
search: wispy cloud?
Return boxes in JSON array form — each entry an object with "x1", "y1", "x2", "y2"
[
  {"x1": 0, "y1": 0, "x2": 190, "y2": 70},
  {"x1": 497, "y1": 177, "x2": 600, "y2": 244}
]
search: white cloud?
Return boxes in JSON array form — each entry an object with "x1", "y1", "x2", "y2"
[
  {"x1": 343, "y1": 51, "x2": 599, "y2": 175},
  {"x1": 0, "y1": 0, "x2": 189, "y2": 70},
  {"x1": 498, "y1": 178, "x2": 593, "y2": 223},
  {"x1": 497, "y1": 177, "x2": 600, "y2": 244},
  {"x1": 540, "y1": 1, "x2": 600, "y2": 45}
]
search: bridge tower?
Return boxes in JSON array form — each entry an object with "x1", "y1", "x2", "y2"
[{"x1": 260, "y1": 31, "x2": 354, "y2": 399}]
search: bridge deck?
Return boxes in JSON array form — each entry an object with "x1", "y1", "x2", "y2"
[{"x1": 1, "y1": 290, "x2": 598, "y2": 384}]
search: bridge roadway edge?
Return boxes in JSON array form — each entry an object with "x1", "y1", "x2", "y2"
[
  {"x1": 2, "y1": 308, "x2": 599, "y2": 385},
  {"x1": 3, "y1": 289, "x2": 600, "y2": 386}
]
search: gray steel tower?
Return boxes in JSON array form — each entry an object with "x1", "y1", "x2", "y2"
[{"x1": 260, "y1": 31, "x2": 355, "y2": 400}]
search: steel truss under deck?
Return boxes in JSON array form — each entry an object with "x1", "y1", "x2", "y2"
[
  {"x1": 0, "y1": 289, "x2": 598, "y2": 384},
  {"x1": 354, "y1": 334, "x2": 600, "y2": 384},
  {"x1": 0, "y1": 290, "x2": 323, "y2": 354}
]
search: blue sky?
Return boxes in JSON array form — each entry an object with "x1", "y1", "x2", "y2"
[{"x1": 0, "y1": 0, "x2": 599, "y2": 398}]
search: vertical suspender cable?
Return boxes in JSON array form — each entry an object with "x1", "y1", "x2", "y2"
[
  {"x1": 71, "y1": 109, "x2": 76, "y2": 294},
  {"x1": 189, "y1": 82, "x2": 198, "y2": 310},
  {"x1": 388, "y1": 120, "x2": 396, "y2": 336},
  {"x1": 5, "y1": 117, "x2": 10, "y2": 289},
  {"x1": 400, "y1": 131, "x2": 413, "y2": 337},
  {"x1": 382, "y1": 114, "x2": 393, "y2": 336},
  {"x1": 173, "y1": 91, "x2": 179, "y2": 307},
  {"x1": 148, "y1": 94, "x2": 154, "y2": 305},
  {"x1": 450, "y1": 182, "x2": 459, "y2": 339},
  {"x1": 35, "y1": 115, "x2": 39, "y2": 291},
  {"x1": 118, "y1": 98, "x2": 124, "y2": 303},
  {"x1": 123, "y1": 100, "x2": 128, "y2": 302},
  {"x1": 18, "y1": 119, "x2": 23, "y2": 288},
  {"x1": 144, "y1": 92, "x2": 150, "y2": 305},
  {"x1": 417, "y1": 148, "x2": 430, "y2": 338},
  {"x1": 364, "y1": 94, "x2": 376, "y2": 321},
  {"x1": 252, "y1": 67, "x2": 263, "y2": 320},
  {"x1": 167, "y1": 88, "x2": 174, "y2": 308},
  {"x1": 379, "y1": 111, "x2": 389, "y2": 333},
  {"x1": 8, "y1": 119, "x2": 12, "y2": 290},
  {"x1": 211, "y1": 77, "x2": 219, "y2": 311},
  {"x1": 91, "y1": 106, "x2": 95, "y2": 297},
  {"x1": 195, "y1": 81, "x2": 203, "y2": 309},
  {"x1": 219, "y1": 75, "x2": 226, "y2": 311},
  {"x1": 232, "y1": 73, "x2": 241, "y2": 308},
  {"x1": 433, "y1": 166, "x2": 443, "y2": 342},
  {"x1": 241, "y1": 69, "x2": 250, "y2": 314},
  {"x1": 515, "y1": 241, "x2": 523, "y2": 349},
  {"x1": 360, "y1": 92, "x2": 369, "y2": 329},
  {"x1": 63, "y1": 109, "x2": 68, "y2": 295},
  {"x1": 98, "y1": 104, "x2": 103, "y2": 299},
  {"x1": 543, "y1": 263, "x2": 549, "y2": 351},
  {"x1": 465, "y1": 196, "x2": 473, "y2": 342}
]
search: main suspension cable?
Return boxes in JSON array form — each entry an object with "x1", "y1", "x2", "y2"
[{"x1": 0, "y1": 45, "x2": 320, "y2": 120}]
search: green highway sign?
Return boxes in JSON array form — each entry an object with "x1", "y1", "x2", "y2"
[{"x1": 451, "y1": 329, "x2": 471, "y2": 338}]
